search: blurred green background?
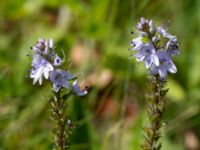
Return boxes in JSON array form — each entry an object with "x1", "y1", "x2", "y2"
[{"x1": 0, "y1": 0, "x2": 200, "y2": 149}]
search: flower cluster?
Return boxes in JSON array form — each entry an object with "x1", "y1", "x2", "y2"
[
  {"x1": 29, "y1": 38, "x2": 87, "y2": 96},
  {"x1": 130, "y1": 18, "x2": 180, "y2": 79}
]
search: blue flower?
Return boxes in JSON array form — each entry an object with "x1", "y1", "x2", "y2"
[
  {"x1": 72, "y1": 80, "x2": 87, "y2": 96},
  {"x1": 136, "y1": 18, "x2": 156, "y2": 35},
  {"x1": 166, "y1": 37, "x2": 180, "y2": 56},
  {"x1": 130, "y1": 37, "x2": 144, "y2": 51},
  {"x1": 149, "y1": 50, "x2": 177, "y2": 79},
  {"x1": 136, "y1": 17, "x2": 148, "y2": 31},
  {"x1": 30, "y1": 54, "x2": 54, "y2": 85},
  {"x1": 130, "y1": 18, "x2": 180, "y2": 79},
  {"x1": 157, "y1": 27, "x2": 176, "y2": 39},
  {"x1": 31, "y1": 38, "x2": 54, "y2": 55},
  {"x1": 29, "y1": 38, "x2": 88, "y2": 97},
  {"x1": 136, "y1": 43, "x2": 159, "y2": 68},
  {"x1": 149, "y1": 20, "x2": 156, "y2": 34},
  {"x1": 50, "y1": 69, "x2": 75, "y2": 92},
  {"x1": 130, "y1": 41, "x2": 159, "y2": 68}
]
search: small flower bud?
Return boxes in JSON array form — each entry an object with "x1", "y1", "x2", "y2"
[
  {"x1": 53, "y1": 55, "x2": 62, "y2": 66},
  {"x1": 150, "y1": 27, "x2": 156, "y2": 34},
  {"x1": 152, "y1": 36, "x2": 159, "y2": 43},
  {"x1": 67, "y1": 120, "x2": 73, "y2": 128},
  {"x1": 140, "y1": 17, "x2": 147, "y2": 25},
  {"x1": 38, "y1": 38, "x2": 45, "y2": 43},
  {"x1": 136, "y1": 23, "x2": 143, "y2": 30},
  {"x1": 139, "y1": 31, "x2": 148, "y2": 37},
  {"x1": 49, "y1": 38, "x2": 54, "y2": 49}
]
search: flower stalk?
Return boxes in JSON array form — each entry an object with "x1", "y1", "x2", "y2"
[
  {"x1": 142, "y1": 76, "x2": 168, "y2": 150},
  {"x1": 129, "y1": 18, "x2": 180, "y2": 150},
  {"x1": 28, "y1": 38, "x2": 87, "y2": 150},
  {"x1": 49, "y1": 91, "x2": 71, "y2": 149}
]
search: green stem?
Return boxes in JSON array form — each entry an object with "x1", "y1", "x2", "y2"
[
  {"x1": 55, "y1": 91, "x2": 66, "y2": 149},
  {"x1": 50, "y1": 91, "x2": 71, "y2": 150},
  {"x1": 142, "y1": 76, "x2": 167, "y2": 150}
]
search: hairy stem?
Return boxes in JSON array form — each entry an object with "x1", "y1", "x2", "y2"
[
  {"x1": 142, "y1": 76, "x2": 167, "y2": 150},
  {"x1": 50, "y1": 91, "x2": 70, "y2": 150}
]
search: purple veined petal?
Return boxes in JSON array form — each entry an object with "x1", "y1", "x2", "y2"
[
  {"x1": 31, "y1": 55, "x2": 53, "y2": 85},
  {"x1": 157, "y1": 27, "x2": 168, "y2": 37},
  {"x1": 166, "y1": 39, "x2": 178, "y2": 49},
  {"x1": 72, "y1": 80, "x2": 87, "y2": 96},
  {"x1": 167, "y1": 49, "x2": 180, "y2": 56},
  {"x1": 60, "y1": 72, "x2": 71, "y2": 87},
  {"x1": 63, "y1": 71, "x2": 75, "y2": 80},
  {"x1": 157, "y1": 50, "x2": 171, "y2": 61},
  {"x1": 32, "y1": 54, "x2": 43, "y2": 66},
  {"x1": 151, "y1": 54, "x2": 159, "y2": 66},
  {"x1": 131, "y1": 37, "x2": 143, "y2": 50},
  {"x1": 46, "y1": 62, "x2": 54, "y2": 71},
  {"x1": 158, "y1": 66, "x2": 167, "y2": 79},
  {"x1": 136, "y1": 52, "x2": 145, "y2": 62},
  {"x1": 32, "y1": 46, "x2": 41, "y2": 52},
  {"x1": 166, "y1": 39, "x2": 180, "y2": 56},
  {"x1": 145, "y1": 56, "x2": 152, "y2": 68},
  {"x1": 167, "y1": 61, "x2": 177, "y2": 73},
  {"x1": 50, "y1": 70, "x2": 59, "y2": 79},
  {"x1": 157, "y1": 27, "x2": 166, "y2": 36},
  {"x1": 31, "y1": 67, "x2": 43, "y2": 78},
  {"x1": 149, "y1": 65, "x2": 158, "y2": 75},
  {"x1": 61, "y1": 80, "x2": 70, "y2": 89},
  {"x1": 49, "y1": 69, "x2": 73, "y2": 92},
  {"x1": 41, "y1": 59, "x2": 48, "y2": 67},
  {"x1": 139, "y1": 43, "x2": 156, "y2": 61},
  {"x1": 139, "y1": 31, "x2": 148, "y2": 37},
  {"x1": 30, "y1": 67, "x2": 37, "y2": 76},
  {"x1": 32, "y1": 67, "x2": 43, "y2": 85},
  {"x1": 142, "y1": 43, "x2": 156, "y2": 54},
  {"x1": 157, "y1": 27, "x2": 176, "y2": 39}
]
